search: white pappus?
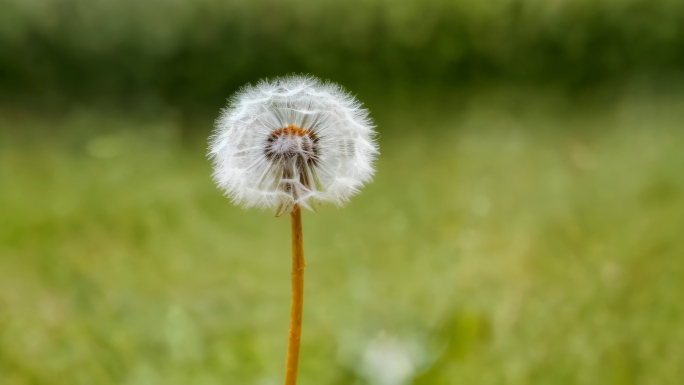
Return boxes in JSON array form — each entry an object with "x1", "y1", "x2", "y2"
[{"x1": 209, "y1": 75, "x2": 378, "y2": 216}]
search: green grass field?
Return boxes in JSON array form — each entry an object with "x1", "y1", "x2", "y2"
[{"x1": 1, "y1": 89, "x2": 683, "y2": 384}]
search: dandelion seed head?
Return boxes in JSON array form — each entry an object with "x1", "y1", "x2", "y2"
[
  {"x1": 360, "y1": 333, "x2": 420, "y2": 385},
  {"x1": 209, "y1": 75, "x2": 378, "y2": 215}
]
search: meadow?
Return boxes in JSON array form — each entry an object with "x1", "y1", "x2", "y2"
[{"x1": 1, "y1": 86, "x2": 683, "y2": 384}]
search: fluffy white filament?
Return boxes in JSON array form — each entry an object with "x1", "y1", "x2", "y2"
[{"x1": 209, "y1": 75, "x2": 378, "y2": 216}]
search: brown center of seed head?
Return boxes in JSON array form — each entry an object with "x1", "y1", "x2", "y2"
[
  {"x1": 265, "y1": 124, "x2": 320, "y2": 162},
  {"x1": 264, "y1": 124, "x2": 321, "y2": 200},
  {"x1": 270, "y1": 125, "x2": 310, "y2": 138}
]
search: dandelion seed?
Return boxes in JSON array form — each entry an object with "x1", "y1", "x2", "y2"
[{"x1": 208, "y1": 75, "x2": 378, "y2": 385}]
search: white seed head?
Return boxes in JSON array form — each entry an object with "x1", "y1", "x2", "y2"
[{"x1": 209, "y1": 75, "x2": 378, "y2": 216}]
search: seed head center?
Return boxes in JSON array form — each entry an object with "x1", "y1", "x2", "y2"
[
  {"x1": 265, "y1": 125, "x2": 319, "y2": 163},
  {"x1": 271, "y1": 125, "x2": 310, "y2": 138}
]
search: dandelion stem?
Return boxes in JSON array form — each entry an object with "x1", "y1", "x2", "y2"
[{"x1": 284, "y1": 205, "x2": 305, "y2": 385}]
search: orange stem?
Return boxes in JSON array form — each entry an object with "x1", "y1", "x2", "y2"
[{"x1": 284, "y1": 205, "x2": 305, "y2": 385}]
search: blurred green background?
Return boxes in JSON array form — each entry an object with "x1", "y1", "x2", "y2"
[{"x1": 1, "y1": 0, "x2": 684, "y2": 384}]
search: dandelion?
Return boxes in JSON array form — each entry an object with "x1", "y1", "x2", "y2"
[
  {"x1": 209, "y1": 75, "x2": 378, "y2": 385},
  {"x1": 360, "y1": 334, "x2": 419, "y2": 385}
]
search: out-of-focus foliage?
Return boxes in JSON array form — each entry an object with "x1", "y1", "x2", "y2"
[
  {"x1": 2, "y1": 0, "x2": 684, "y2": 105},
  {"x1": 2, "y1": 1, "x2": 683, "y2": 384},
  {"x1": 1, "y1": 89, "x2": 683, "y2": 384}
]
